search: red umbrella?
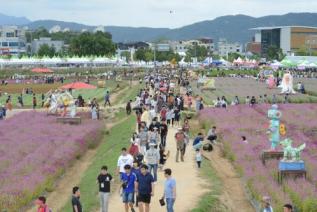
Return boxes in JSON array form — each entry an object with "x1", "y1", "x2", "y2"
[
  {"x1": 31, "y1": 68, "x2": 54, "y2": 73},
  {"x1": 61, "y1": 82, "x2": 97, "y2": 90}
]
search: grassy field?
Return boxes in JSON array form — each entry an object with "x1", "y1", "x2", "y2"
[
  {"x1": 191, "y1": 159, "x2": 224, "y2": 212},
  {"x1": 61, "y1": 114, "x2": 136, "y2": 211},
  {"x1": 0, "y1": 80, "x2": 128, "y2": 108},
  {"x1": 191, "y1": 77, "x2": 317, "y2": 105},
  {"x1": 114, "y1": 82, "x2": 143, "y2": 105}
]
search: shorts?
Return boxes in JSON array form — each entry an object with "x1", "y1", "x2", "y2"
[
  {"x1": 138, "y1": 193, "x2": 151, "y2": 204},
  {"x1": 122, "y1": 192, "x2": 134, "y2": 203}
]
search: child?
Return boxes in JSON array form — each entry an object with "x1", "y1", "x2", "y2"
[
  {"x1": 159, "y1": 145, "x2": 170, "y2": 170},
  {"x1": 195, "y1": 149, "x2": 202, "y2": 168},
  {"x1": 242, "y1": 136, "x2": 248, "y2": 144}
]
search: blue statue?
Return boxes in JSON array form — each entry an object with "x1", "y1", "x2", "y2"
[{"x1": 267, "y1": 104, "x2": 282, "y2": 150}]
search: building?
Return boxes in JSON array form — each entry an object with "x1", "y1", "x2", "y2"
[
  {"x1": 49, "y1": 25, "x2": 61, "y2": 33},
  {"x1": 0, "y1": 26, "x2": 26, "y2": 56},
  {"x1": 217, "y1": 38, "x2": 243, "y2": 57},
  {"x1": 246, "y1": 34, "x2": 261, "y2": 55},
  {"x1": 251, "y1": 26, "x2": 317, "y2": 56},
  {"x1": 170, "y1": 38, "x2": 215, "y2": 56},
  {"x1": 31, "y1": 37, "x2": 64, "y2": 54},
  {"x1": 94, "y1": 26, "x2": 105, "y2": 33}
]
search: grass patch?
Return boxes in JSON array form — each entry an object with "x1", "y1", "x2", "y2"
[
  {"x1": 61, "y1": 115, "x2": 136, "y2": 211},
  {"x1": 191, "y1": 157, "x2": 226, "y2": 212},
  {"x1": 114, "y1": 82, "x2": 142, "y2": 105}
]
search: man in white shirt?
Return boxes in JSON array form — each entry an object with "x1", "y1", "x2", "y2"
[{"x1": 117, "y1": 147, "x2": 134, "y2": 179}]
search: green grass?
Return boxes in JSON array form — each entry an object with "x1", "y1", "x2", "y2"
[
  {"x1": 0, "y1": 80, "x2": 127, "y2": 108},
  {"x1": 61, "y1": 114, "x2": 136, "y2": 211},
  {"x1": 191, "y1": 156, "x2": 226, "y2": 212},
  {"x1": 114, "y1": 82, "x2": 142, "y2": 105}
]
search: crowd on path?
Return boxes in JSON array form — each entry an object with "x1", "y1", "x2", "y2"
[{"x1": 30, "y1": 71, "x2": 297, "y2": 212}]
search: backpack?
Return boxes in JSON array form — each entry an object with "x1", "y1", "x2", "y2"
[{"x1": 203, "y1": 143, "x2": 213, "y2": 152}]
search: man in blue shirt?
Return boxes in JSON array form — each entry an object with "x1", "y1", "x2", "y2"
[
  {"x1": 135, "y1": 164, "x2": 154, "y2": 212},
  {"x1": 121, "y1": 165, "x2": 136, "y2": 212},
  {"x1": 193, "y1": 133, "x2": 204, "y2": 150},
  {"x1": 162, "y1": 168, "x2": 176, "y2": 212}
]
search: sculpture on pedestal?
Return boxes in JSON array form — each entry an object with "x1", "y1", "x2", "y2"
[
  {"x1": 280, "y1": 138, "x2": 306, "y2": 161},
  {"x1": 267, "y1": 104, "x2": 282, "y2": 150}
]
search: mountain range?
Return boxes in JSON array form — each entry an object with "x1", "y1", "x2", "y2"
[{"x1": 1, "y1": 12, "x2": 317, "y2": 43}]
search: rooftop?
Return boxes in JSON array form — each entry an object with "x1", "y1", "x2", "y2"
[{"x1": 250, "y1": 26, "x2": 317, "y2": 30}]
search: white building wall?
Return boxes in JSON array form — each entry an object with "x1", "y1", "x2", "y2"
[{"x1": 280, "y1": 27, "x2": 291, "y2": 54}]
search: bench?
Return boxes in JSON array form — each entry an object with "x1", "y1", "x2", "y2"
[
  {"x1": 56, "y1": 117, "x2": 82, "y2": 125},
  {"x1": 261, "y1": 151, "x2": 284, "y2": 165},
  {"x1": 278, "y1": 170, "x2": 306, "y2": 183}
]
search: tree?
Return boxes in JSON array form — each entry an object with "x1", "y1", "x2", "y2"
[
  {"x1": 267, "y1": 45, "x2": 285, "y2": 61},
  {"x1": 38, "y1": 44, "x2": 56, "y2": 58},
  {"x1": 69, "y1": 31, "x2": 116, "y2": 56},
  {"x1": 184, "y1": 45, "x2": 209, "y2": 62},
  {"x1": 121, "y1": 51, "x2": 131, "y2": 62},
  {"x1": 228, "y1": 52, "x2": 244, "y2": 62}
]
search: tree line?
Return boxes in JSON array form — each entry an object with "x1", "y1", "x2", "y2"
[{"x1": 26, "y1": 28, "x2": 116, "y2": 57}]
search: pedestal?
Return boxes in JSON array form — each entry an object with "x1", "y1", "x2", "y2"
[
  {"x1": 261, "y1": 150, "x2": 284, "y2": 165},
  {"x1": 278, "y1": 161, "x2": 306, "y2": 183},
  {"x1": 56, "y1": 117, "x2": 82, "y2": 125}
]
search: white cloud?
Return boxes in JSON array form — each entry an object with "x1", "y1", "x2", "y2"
[{"x1": 1, "y1": 0, "x2": 317, "y2": 27}]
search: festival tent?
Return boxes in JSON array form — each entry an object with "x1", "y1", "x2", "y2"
[
  {"x1": 308, "y1": 63, "x2": 317, "y2": 68},
  {"x1": 281, "y1": 59, "x2": 297, "y2": 68},
  {"x1": 233, "y1": 57, "x2": 244, "y2": 65},
  {"x1": 270, "y1": 61, "x2": 283, "y2": 69},
  {"x1": 297, "y1": 60, "x2": 310, "y2": 70},
  {"x1": 202, "y1": 57, "x2": 213, "y2": 66},
  {"x1": 31, "y1": 68, "x2": 54, "y2": 73},
  {"x1": 61, "y1": 82, "x2": 97, "y2": 90}
]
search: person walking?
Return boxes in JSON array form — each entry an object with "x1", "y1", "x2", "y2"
[
  {"x1": 97, "y1": 166, "x2": 112, "y2": 212},
  {"x1": 135, "y1": 165, "x2": 155, "y2": 212},
  {"x1": 162, "y1": 168, "x2": 176, "y2": 212},
  {"x1": 174, "y1": 128, "x2": 185, "y2": 162},
  {"x1": 145, "y1": 143, "x2": 160, "y2": 182},
  {"x1": 121, "y1": 165, "x2": 137, "y2": 212},
  {"x1": 104, "y1": 91, "x2": 111, "y2": 107},
  {"x1": 72, "y1": 186, "x2": 82, "y2": 212},
  {"x1": 195, "y1": 149, "x2": 202, "y2": 168},
  {"x1": 33, "y1": 94, "x2": 37, "y2": 109},
  {"x1": 117, "y1": 148, "x2": 134, "y2": 179},
  {"x1": 160, "y1": 120, "x2": 168, "y2": 147},
  {"x1": 126, "y1": 100, "x2": 132, "y2": 115}
]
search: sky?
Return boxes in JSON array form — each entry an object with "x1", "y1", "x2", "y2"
[{"x1": 2, "y1": 0, "x2": 317, "y2": 28}]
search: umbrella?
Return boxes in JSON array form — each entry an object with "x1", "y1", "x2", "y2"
[
  {"x1": 61, "y1": 82, "x2": 97, "y2": 90},
  {"x1": 31, "y1": 68, "x2": 54, "y2": 73}
]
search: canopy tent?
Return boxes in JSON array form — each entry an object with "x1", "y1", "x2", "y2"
[
  {"x1": 202, "y1": 57, "x2": 213, "y2": 66},
  {"x1": 31, "y1": 68, "x2": 54, "y2": 73},
  {"x1": 61, "y1": 82, "x2": 97, "y2": 90},
  {"x1": 270, "y1": 61, "x2": 283, "y2": 69}
]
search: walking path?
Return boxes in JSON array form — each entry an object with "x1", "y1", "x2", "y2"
[{"x1": 108, "y1": 126, "x2": 207, "y2": 212}]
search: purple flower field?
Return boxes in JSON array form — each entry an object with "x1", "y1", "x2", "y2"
[
  {"x1": 199, "y1": 104, "x2": 317, "y2": 211},
  {"x1": 0, "y1": 112, "x2": 103, "y2": 210}
]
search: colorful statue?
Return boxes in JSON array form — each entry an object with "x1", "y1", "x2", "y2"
[
  {"x1": 280, "y1": 138, "x2": 306, "y2": 161},
  {"x1": 44, "y1": 90, "x2": 76, "y2": 117},
  {"x1": 267, "y1": 104, "x2": 282, "y2": 150},
  {"x1": 279, "y1": 71, "x2": 296, "y2": 94}
]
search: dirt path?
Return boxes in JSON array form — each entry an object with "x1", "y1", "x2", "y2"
[
  {"x1": 108, "y1": 127, "x2": 207, "y2": 212},
  {"x1": 202, "y1": 145, "x2": 255, "y2": 212}
]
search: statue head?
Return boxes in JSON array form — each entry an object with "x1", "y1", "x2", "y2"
[
  {"x1": 268, "y1": 104, "x2": 282, "y2": 120},
  {"x1": 280, "y1": 138, "x2": 292, "y2": 148}
]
